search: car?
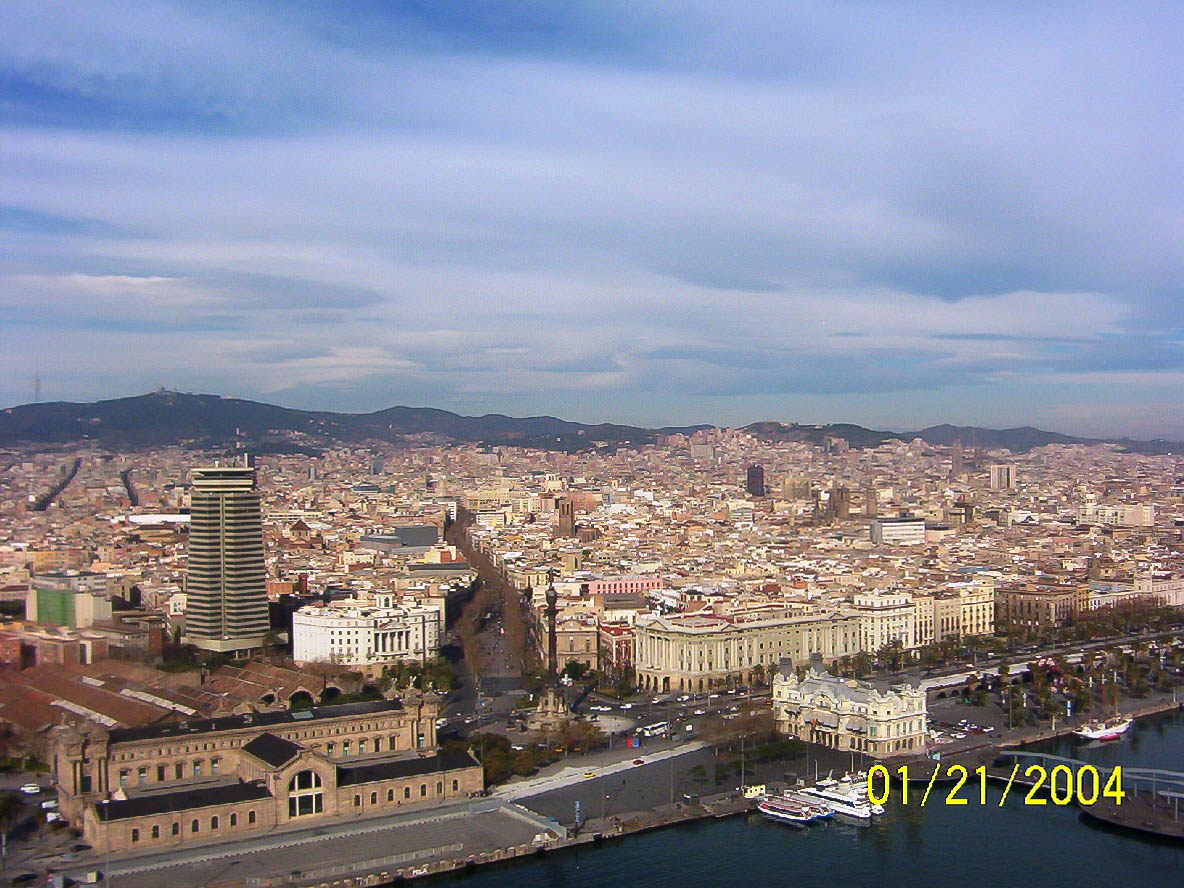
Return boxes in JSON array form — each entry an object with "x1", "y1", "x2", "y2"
[
  {"x1": 46, "y1": 812, "x2": 62, "y2": 823},
  {"x1": 693, "y1": 709, "x2": 706, "y2": 715},
  {"x1": 583, "y1": 771, "x2": 596, "y2": 779},
  {"x1": 620, "y1": 703, "x2": 633, "y2": 710},
  {"x1": 708, "y1": 693, "x2": 719, "y2": 699},
  {"x1": 632, "y1": 758, "x2": 644, "y2": 765},
  {"x1": 10, "y1": 873, "x2": 37, "y2": 884},
  {"x1": 20, "y1": 784, "x2": 40, "y2": 795}
]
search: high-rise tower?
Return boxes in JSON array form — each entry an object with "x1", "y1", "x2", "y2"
[
  {"x1": 184, "y1": 464, "x2": 270, "y2": 652},
  {"x1": 746, "y1": 465, "x2": 766, "y2": 497}
]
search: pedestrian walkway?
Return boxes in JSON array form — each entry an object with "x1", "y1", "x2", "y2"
[{"x1": 494, "y1": 741, "x2": 709, "y2": 800}]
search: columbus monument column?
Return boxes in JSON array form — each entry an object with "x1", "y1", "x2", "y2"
[{"x1": 529, "y1": 570, "x2": 570, "y2": 732}]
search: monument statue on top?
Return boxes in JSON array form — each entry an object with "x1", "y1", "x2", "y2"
[{"x1": 528, "y1": 568, "x2": 570, "y2": 732}]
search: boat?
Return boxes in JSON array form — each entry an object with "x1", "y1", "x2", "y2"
[
  {"x1": 757, "y1": 796, "x2": 828, "y2": 827},
  {"x1": 780, "y1": 790, "x2": 834, "y2": 819},
  {"x1": 1074, "y1": 717, "x2": 1132, "y2": 741},
  {"x1": 800, "y1": 780, "x2": 884, "y2": 819}
]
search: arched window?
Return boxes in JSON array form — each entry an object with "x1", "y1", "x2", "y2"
[
  {"x1": 191, "y1": 819, "x2": 199, "y2": 833},
  {"x1": 452, "y1": 779, "x2": 459, "y2": 792},
  {"x1": 436, "y1": 781, "x2": 443, "y2": 795},
  {"x1": 387, "y1": 789, "x2": 394, "y2": 802},
  {"x1": 420, "y1": 783, "x2": 426, "y2": 797},
  {"x1": 288, "y1": 770, "x2": 324, "y2": 818},
  {"x1": 230, "y1": 813, "x2": 237, "y2": 827},
  {"x1": 370, "y1": 791, "x2": 377, "y2": 805},
  {"x1": 211, "y1": 816, "x2": 219, "y2": 830},
  {"x1": 171, "y1": 822, "x2": 179, "y2": 836},
  {"x1": 403, "y1": 786, "x2": 410, "y2": 799}
]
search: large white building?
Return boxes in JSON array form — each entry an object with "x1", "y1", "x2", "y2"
[
  {"x1": 1078, "y1": 500, "x2": 1155, "y2": 528},
  {"x1": 292, "y1": 594, "x2": 443, "y2": 677},
  {"x1": 850, "y1": 591, "x2": 916, "y2": 654},
  {"x1": 869, "y1": 516, "x2": 926, "y2": 546},
  {"x1": 773, "y1": 657, "x2": 927, "y2": 758}
]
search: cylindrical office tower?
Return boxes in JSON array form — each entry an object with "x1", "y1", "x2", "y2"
[{"x1": 184, "y1": 465, "x2": 270, "y2": 652}]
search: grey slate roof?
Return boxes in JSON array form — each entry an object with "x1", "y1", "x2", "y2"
[
  {"x1": 107, "y1": 700, "x2": 404, "y2": 745},
  {"x1": 336, "y1": 750, "x2": 478, "y2": 787},
  {"x1": 96, "y1": 781, "x2": 272, "y2": 821},
  {"x1": 241, "y1": 732, "x2": 303, "y2": 768}
]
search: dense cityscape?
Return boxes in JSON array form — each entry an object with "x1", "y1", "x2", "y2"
[{"x1": 1, "y1": 415, "x2": 1183, "y2": 884}]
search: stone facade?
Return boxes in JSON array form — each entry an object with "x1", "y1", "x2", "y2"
[
  {"x1": 49, "y1": 693, "x2": 482, "y2": 854},
  {"x1": 772, "y1": 659, "x2": 927, "y2": 758}
]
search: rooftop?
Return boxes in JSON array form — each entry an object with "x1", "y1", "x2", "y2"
[{"x1": 107, "y1": 699, "x2": 403, "y2": 745}]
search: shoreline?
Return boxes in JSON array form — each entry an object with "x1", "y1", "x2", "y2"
[{"x1": 64, "y1": 701, "x2": 1184, "y2": 887}]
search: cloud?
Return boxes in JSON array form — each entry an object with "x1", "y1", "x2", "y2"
[{"x1": 0, "y1": 1, "x2": 1180, "y2": 434}]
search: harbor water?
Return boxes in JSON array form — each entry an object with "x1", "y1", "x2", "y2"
[{"x1": 433, "y1": 711, "x2": 1184, "y2": 887}]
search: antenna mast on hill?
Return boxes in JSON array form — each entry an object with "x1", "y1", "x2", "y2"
[{"x1": 33, "y1": 376, "x2": 40, "y2": 403}]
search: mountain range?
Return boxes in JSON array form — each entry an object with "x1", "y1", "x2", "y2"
[{"x1": 0, "y1": 391, "x2": 1180, "y2": 455}]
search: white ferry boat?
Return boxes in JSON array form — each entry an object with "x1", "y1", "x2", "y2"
[{"x1": 799, "y1": 778, "x2": 884, "y2": 819}]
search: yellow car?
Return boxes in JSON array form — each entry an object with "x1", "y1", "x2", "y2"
[{"x1": 583, "y1": 771, "x2": 597, "y2": 778}]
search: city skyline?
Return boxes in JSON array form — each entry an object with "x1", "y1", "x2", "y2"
[{"x1": 2, "y1": 2, "x2": 1181, "y2": 437}]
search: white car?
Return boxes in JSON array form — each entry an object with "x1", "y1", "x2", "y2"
[
  {"x1": 620, "y1": 703, "x2": 633, "y2": 710},
  {"x1": 20, "y1": 784, "x2": 40, "y2": 795},
  {"x1": 693, "y1": 709, "x2": 706, "y2": 716}
]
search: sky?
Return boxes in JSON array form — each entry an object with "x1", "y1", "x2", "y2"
[{"x1": 1, "y1": 1, "x2": 1181, "y2": 437}]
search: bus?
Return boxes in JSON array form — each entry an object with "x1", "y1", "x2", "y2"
[{"x1": 640, "y1": 722, "x2": 669, "y2": 738}]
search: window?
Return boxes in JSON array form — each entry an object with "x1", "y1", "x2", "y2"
[
  {"x1": 370, "y1": 791, "x2": 377, "y2": 805},
  {"x1": 119, "y1": 769, "x2": 130, "y2": 787},
  {"x1": 152, "y1": 825, "x2": 160, "y2": 839},
  {"x1": 191, "y1": 819, "x2": 199, "y2": 833},
  {"x1": 452, "y1": 779, "x2": 459, "y2": 792},
  {"x1": 156, "y1": 765, "x2": 166, "y2": 782},
  {"x1": 194, "y1": 761, "x2": 205, "y2": 778},
  {"x1": 175, "y1": 763, "x2": 184, "y2": 780},
  {"x1": 389, "y1": 735, "x2": 397, "y2": 751},
  {"x1": 248, "y1": 810, "x2": 256, "y2": 825},
  {"x1": 288, "y1": 770, "x2": 324, "y2": 818},
  {"x1": 436, "y1": 781, "x2": 442, "y2": 795},
  {"x1": 131, "y1": 829, "x2": 139, "y2": 843},
  {"x1": 172, "y1": 823, "x2": 179, "y2": 836},
  {"x1": 354, "y1": 794, "x2": 361, "y2": 807},
  {"x1": 327, "y1": 741, "x2": 335, "y2": 757},
  {"x1": 387, "y1": 789, "x2": 394, "y2": 802},
  {"x1": 211, "y1": 758, "x2": 220, "y2": 776},
  {"x1": 359, "y1": 739, "x2": 368, "y2": 755},
  {"x1": 138, "y1": 767, "x2": 147, "y2": 785},
  {"x1": 343, "y1": 740, "x2": 351, "y2": 756},
  {"x1": 211, "y1": 816, "x2": 219, "y2": 830},
  {"x1": 230, "y1": 813, "x2": 237, "y2": 827},
  {"x1": 420, "y1": 784, "x2": 426, "y2": 797},
  {"x1": 403, "y1": 787, "x2": 410, "y2": 799}
]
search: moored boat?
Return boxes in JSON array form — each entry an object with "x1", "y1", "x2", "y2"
[
  {"x1": 757, "y1": 796, "x2": 829, "y2": 826},
  {"x1": 1074, "y1": 717, "x2": 1132, "y2": 741},
  {"x1": 799, "y1": 781, "x2": 884, "y2": 819}
]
